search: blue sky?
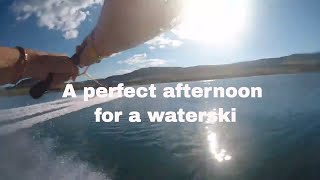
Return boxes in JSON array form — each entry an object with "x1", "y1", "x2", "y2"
[{"x1": 0, "y1": 0, "x2": 320, "y2": 81}]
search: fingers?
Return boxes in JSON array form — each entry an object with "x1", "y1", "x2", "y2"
[
  {"x1": 50, "y1": 73, "x2": 74, "y2": 89},
  {"x1": 22, "y1": 50, "x2": 80, "y2": 86},
  {"x1": 37, "y1": 55, "x2": 79, "y2": 82},
  {"x1": 46, "y1": 58, "x2": 79, "y2": 88},
  {"x1": 42, "y1": 55, "x2": 79, "y2": 75},
  {"x1": 77, "y1": 35, "x2": 105, "y2": 67}
]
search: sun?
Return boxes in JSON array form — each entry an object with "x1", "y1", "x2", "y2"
[{"x1": 173, "y1": 0, "x2": 251, "y2": 47}]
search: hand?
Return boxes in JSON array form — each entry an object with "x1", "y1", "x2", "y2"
[
  {"x1": 75, "y1": 35, "x2": 103, "y2": 67},
  {"x1": 22, "y1": 50, "x2": 78, "y2": 89}
]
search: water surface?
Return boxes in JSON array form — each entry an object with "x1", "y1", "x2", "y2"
[{"x1": 0, "y1": 73, "x2": 320, "y2": 180}]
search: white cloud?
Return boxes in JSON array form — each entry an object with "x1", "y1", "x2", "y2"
[
  {"x1": 12, "y1": 0, "x2": 103, "y2": 39},
  {"x1": 115, "y1": 69, "x2": 133, "y2": 75},
  {"x1": 118, "y1": 53, "x2": 147, "y2": 65},
  {"x1": 145, "y1": 34, "x2": 183, "y2": 50},
  {"x1": 63, "y1": 29, "x2": 79, "y2": 39},
  {"x1": 118, "y1": 53, "x2": 167, "y2": 68}
]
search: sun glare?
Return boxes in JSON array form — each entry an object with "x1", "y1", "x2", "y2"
[{"x1": 174, "y1": 0, "x2": 251, "y2": 47}]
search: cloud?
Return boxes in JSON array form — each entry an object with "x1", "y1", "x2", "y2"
[
  {"x1": 12, "y1": 0, "x2": 103, "y2": 39},
  {"x1": 115, "y1": 69, "x2": 133, "y2": 75},
  {"x1": 63, "y1": 29, "x2": 79, "y2": 39},
  {"x1": 118, "y1": 53, "x2": 167, "y2": 68},
  {"x1": 145, "y1": 34, "x2": 183, "y2": 50}
]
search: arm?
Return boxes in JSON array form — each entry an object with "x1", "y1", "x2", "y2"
[
  {"x1": 0, "y1": 47, "x2": 21, "y2": 84},
  {"x1": 0, "y1": 47, "x2": 78, "y2": 86},
  {"x1": 77, "y1": 0, "x2": 184, "y2": 66}
]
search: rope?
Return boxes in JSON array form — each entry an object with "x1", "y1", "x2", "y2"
[
  {"x1": 78, "y1": 65, "x2": 108, "y2": 88},
  {"x1": 83, "y1": 73, "x2": 106, "y2": 87}
]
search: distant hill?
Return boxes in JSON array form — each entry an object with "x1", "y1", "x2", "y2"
[
  {"x1": 7, "y1": 52, "x2": 320, "y2": 91},
  {"x1": 96, "y1": 52, "x2": 320, "y2": 86}
]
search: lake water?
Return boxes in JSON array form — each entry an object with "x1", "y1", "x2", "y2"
[{"x1": 0, "y1": 73, "x2": 320, "y2": 180}]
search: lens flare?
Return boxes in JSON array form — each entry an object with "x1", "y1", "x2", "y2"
[{"x1": 174, "y1": 0, "x2": 251, "y2": 47}]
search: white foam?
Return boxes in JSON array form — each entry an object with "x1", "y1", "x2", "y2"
[
  {"x1": 0, "y1": 98, "x2": 74, "y2": 122},
  {"x1": 0, "y1": 95, "x2": 120, "y2": 135},
  {"x1": 0, "y1": 132, "x2": 110, "y2": 180}
]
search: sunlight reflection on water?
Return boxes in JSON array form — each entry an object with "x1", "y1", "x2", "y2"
[{"x1": 206, "y1": 126, "x2": 232, "y2": 162}]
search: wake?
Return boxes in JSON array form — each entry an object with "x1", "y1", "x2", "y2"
[{"x1": 0, "y1": 95, "x2": 120, "y2": 135}]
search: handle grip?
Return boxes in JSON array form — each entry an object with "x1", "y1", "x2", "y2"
[
  {"x1": 29, "y1": 73, "x2": 53, "y2": 99},
  {"x1": 29, "y1": 54, "x2": 80, "y2": 99}
]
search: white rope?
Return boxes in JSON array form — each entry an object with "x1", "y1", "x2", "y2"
[{"x1": 83, "y1": 72, "x2": 107, "y2": 87}]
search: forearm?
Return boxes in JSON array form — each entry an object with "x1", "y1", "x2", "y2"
[
  {"x1": 93, "y1": 0, "x2": 183, "y2": 56},
  {"x1": 78, "y1": 0, "x2": 183, "y2": 66},
  {"x1": 0, "y1": 47, "x2": 20, "y2": 85}
]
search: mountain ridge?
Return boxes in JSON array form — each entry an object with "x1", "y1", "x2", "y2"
[{"x1": 7, "y1": 52, "x2": 320, "y2": 91}]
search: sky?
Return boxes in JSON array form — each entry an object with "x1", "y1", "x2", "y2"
[{"x1": 0, "y1": 0, "x2": 320, "y2": 81}]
